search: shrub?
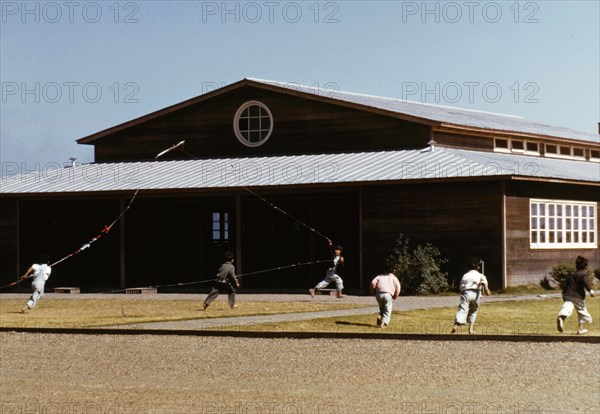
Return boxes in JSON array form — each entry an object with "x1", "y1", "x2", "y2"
[
  {"x1": 387, "y1": 234, "x2": 449, "y2": 295},
  {"x1": 547, "y1": 263, "x2": 576, "y2": 290},
  {"x1": 547, "y1": 263, "x2": 599, "y2": 290},
  {"x1": 539, "y1": 274, "x2": 556, "y2": 290},
  {"x1": 593, "y1": 267, "x2": 600, "y2": 289}
]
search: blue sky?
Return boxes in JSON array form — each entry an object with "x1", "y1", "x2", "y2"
[{"x1": 1, "y1": 0, "x2": 598, "y2": 175}]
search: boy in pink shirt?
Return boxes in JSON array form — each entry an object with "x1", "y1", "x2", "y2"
[{"x1": 370, "y1": 261, "x2": 401, "y2": 328}]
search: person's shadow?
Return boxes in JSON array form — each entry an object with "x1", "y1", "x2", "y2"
[{"x1": 335, "y1": 321, "x2": 374, "y2": 328}]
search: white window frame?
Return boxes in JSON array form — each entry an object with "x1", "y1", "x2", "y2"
[
  {"x1": 493, "y1": 138, "x2": 539, "y2": 156},
  {"x1": 493, "y1": 138, "x2": 511, "y2": 153},
  {"x1": 530, "y1": 199, "x2": 597, "y2": 249},
  {"x1": 572, "y1": 147, "x2": 585, "y2": 159},
  {"x1": 510, "y1": 139, "x2": 525, "y2": 153},
  {"x1": 590, "y1": 150, "x2": 600, "y2": 163},
  {"x1": 524, "y1": 141, "x2": 540, "y2": 156},
  {"x1": 544, "y1": 144, "x2": 587, "y2": 161},
  {"x1": 233, "y1": 100, "x2": 274, "y2": 148}
]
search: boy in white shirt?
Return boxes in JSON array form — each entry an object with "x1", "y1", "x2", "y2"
[
  {"x1": 451, "y1": 257, "x2": 491, "y2": 334},
  {"x1": 21, "y1": 254, "x2": 52, "y2": 314}
]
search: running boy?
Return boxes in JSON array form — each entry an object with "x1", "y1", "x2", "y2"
[
  {"x1": 451, "y1": 257, "x2": 491, "y2": 334},
  {"x1": 21, "y1": 254, "x2": 52, "y2": 314},
  {"x1": 370, "y1": 260, "x2": 401, "y2": 328},
  {"x1": 557, "y1": 256, "x2": 595, "y2": 335},
  {"x1": 203, "y1": 252, "x2": 239, "y2": 310}
]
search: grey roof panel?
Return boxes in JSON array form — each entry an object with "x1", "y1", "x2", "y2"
[
  {"x1": 248, "y1": 78, "x2": 600, "y2": 144},
  {"x1": 1, "y1": 148, "x2": 598, "y2": 195}
]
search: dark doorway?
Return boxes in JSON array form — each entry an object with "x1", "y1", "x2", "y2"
[
  {"x1": 19, "y1": 198, "x2": 121, "y2": 290},
  {"x1": 125, "y1": 197, "x2": 236, "y2": 290},
  {"x1": 240, "y1": 190, "x2": 359, "y2": 291}
]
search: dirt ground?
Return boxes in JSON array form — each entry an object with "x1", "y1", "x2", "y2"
[{"x1": 1, "y1": 332, "x2": 598, "y2": 414}]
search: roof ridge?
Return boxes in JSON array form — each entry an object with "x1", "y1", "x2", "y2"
[{"x1": 245, "y1": 78, "x2": 525, "y2": 120}]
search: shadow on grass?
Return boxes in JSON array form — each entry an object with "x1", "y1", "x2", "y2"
[{"x1": 335, "y1": 320, "x2": 375, "y2": 328}]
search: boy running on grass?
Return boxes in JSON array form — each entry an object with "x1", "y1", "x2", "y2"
[
  {"x1": 451, "y1": 257, "x2": 491, "y2": 335},
  {"x1": 370, "y1": 260, "x2": 401, "y2": 328},
  {"x1": 21, "y1": 254, "x2": 52, "y2": 314},
  {"x1": 557, "y1": 256, "x2": 595, "y2": 335},
  {"x1": 203, "y1": 251, "x2": 239, "y2": 310}
]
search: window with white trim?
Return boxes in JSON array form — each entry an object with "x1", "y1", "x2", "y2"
[
  {"x1": 493, "y1": 138, "x2": 539, "y2": 155},
  {"x1": 511, "y1": 140, "x2": 525, "y2": 152},
  {"x1": 545, "y1": 144, "x2": 558, "y2": 155},
  {"x1": 233, "y1": 101, "x2": 273, "y2": 147},
  {"x1": 545, "y1": 143, "x2": 588, "y2": 160},
  {"x1": 530, "y1": 199, "x2": 597, "y2": 249},
  {"x1": 493, "y1": 138, "x2": 510, "y2": 153}
]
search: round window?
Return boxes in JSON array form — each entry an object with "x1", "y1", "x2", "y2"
[{"x1": 233, "y1": 101, "x2": 273, "y2": 147}]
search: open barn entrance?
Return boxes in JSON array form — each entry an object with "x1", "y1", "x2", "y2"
[{"x1": 239, "y1": 190, "x2": 359, "y2": 292}]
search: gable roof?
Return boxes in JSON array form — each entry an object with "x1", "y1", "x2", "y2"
[
  {"x1": 2, "y1": 147, "x2": 598, "y2": 196},
  {"x1": 77, "y1": 78, "x2": 599, "y2": 145}
]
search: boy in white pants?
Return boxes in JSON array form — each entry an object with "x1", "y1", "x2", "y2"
[
  {"x1": 557, "y1": 256, "x2": 595, "y2": 335},
  {"x1": 310, "y1": 242, "x2": 345, "y2": 298},
  {"x1": 370, "y1": 260, "x2": 401, "y2": 328},
  {"x1": 21, "y1": 254, "x2": 52, "y2": 314},
  {"x1": 451, "y1": 257, "x2": 491, "y2": 335}
]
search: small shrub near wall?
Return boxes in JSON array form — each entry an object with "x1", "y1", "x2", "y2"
[
  {"x1": 387, "y1": 234, "x2": 449, "y2": 295},
  {"x1": 546, "y1": 263, "x2": 599, "y2": 290}
]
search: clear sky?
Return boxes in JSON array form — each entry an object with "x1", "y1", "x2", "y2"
[{"x1": 1, "y1": 0, "x2": 598, "y2": 175}]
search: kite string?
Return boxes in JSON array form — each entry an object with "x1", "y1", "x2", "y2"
[
  {"x1": 171, "y1": 142, "x2": 332, "y2": 244},
  {"x1": 99, "y1": 259, "x2": 332, "y2": 294},
  {"x1": 49, "y1": 189, "x2": 140, "y2": 268},
  {"x1": 1, "y1": 189, "x2": 140, "y2": 289},
  {"x1": 241, "y1": 187, "x2": 331, "y2": 243}
]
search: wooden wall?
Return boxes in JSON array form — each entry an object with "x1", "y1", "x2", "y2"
[
  {"x1": 505, "y1": 181, "x2": 600, "y2": 286},
  {"x1": 7, "y1": 179, "x2": 598, "y2": 291},
  {"x1": 0, "y1": 198, "x2": 19, "y2": 285},
  {"x1": 241, "y1": 191, "x2": 359, "y2": 291},
  {"x1": 361, "y1": 181, "x2": 504, "y2": 289},
  {"x1": 433, "y1": 131, "x2": 493, "y2": 151},
  {"x1": 92, "y1": 86, "x2": 431, "y2": 162},
  {"x1": 6, "y1": 191, "x2": 360, "y2": 292},
  {"x1": 17, "y1": 199, "x2": 122, "y2": 290}
]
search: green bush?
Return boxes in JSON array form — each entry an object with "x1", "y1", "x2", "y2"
[
  {"x1": 547, "y1": 263, "x2": 575, "y2": 290},
  {"x1": 547, "y1": 263, "x2": 599, "y2": 290},
  {"x1": 387, "y1": 234, "x2": 449, "y2": 295},
  {"x1": 593, "y1": 267, "x2": 600, "y2": 289}
]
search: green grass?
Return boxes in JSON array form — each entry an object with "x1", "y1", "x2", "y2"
[
  {"x1": 224, "y1": 296, "x2": 600, "y2": 336},
  {"x1": 0, "y1": 298, "x2": 365, "y2": 328},
  {"x1": 495, "y1": 283, "x2": 556, "y2": 295},
  {"x1": 3, "y1": 295, "x2": 598, "y2": 336}
]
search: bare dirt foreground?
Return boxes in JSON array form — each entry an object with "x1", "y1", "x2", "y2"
[{"x1": 1, "y1": 333, "x2": 598, "y2": 414}]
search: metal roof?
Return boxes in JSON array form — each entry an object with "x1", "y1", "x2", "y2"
[
  {"x1": 1, "y1": 148, "x2": 598, "y2": 195},
  {"x1": 78, "y1": 78, "x2": 600, "y2": 145},
  {"x1": 248, "y1": 78, "x2": 600, "y2": 144}
]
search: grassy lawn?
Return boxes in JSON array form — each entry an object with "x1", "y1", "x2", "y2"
[
  {"x1": 2, "y1": 295, "x2": 599, "y2": 336},
  {"x1": 0, "y1": 298, "x2": 365, "y2": 328},
  {"x1": 223, "y1": 296, "x2": 600, "y2": 336}
]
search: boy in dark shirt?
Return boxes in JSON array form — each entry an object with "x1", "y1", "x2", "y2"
[
  {"x1": 557, "y1": 256, "x2": 595, "y2": 334},
  {"x1": 309, "y1": 241, "x2": 345, "y2": 298},
  {"x1": 203, "y1": 252, "x2": 239, "y2": 310}
]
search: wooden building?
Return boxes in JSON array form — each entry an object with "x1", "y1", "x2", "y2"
[{"x1": 1, "y1": 78, "x2": 598, "y2": 292}]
